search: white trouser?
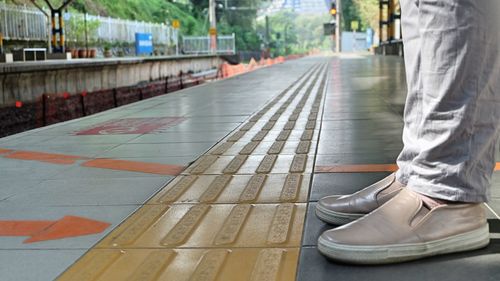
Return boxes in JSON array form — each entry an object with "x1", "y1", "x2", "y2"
[{"x1": 396, "y1": 0, "x2": 500, "y2": 202}]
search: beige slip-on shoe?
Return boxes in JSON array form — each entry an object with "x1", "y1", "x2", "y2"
[
  {"x1": 318, "y1": 189, "x2": 490, "y2": 264},
  {"x1": 315, "y1": 173, "x2": 404, "y2": 225}
]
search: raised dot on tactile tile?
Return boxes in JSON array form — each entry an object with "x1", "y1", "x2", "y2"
[
  {"x1": 284, "y1": 121, "x2": 296, "y2": 130},
  {"x1": 305, "y1": 120, "x2": 316, "y2": 130},
  {"x1": 252, "y1": 130, "x2": 269, "y2": 142},
  {"x1": 188, "y1": 250, "x2": 229, "y2": 281},
  {"x1": 267, "y1": 141, "x2": 285, "y2": 155},
  {"x1": 161, "y1": 205, "x2": 210, "y2": 246},
  {"x1": 270, "y1": 113, "x2": 281, "y2": 121},
  {"x1": 295, "y1": 141, "x2": 311, "y2": 154},
  {"x1": 213, "y1": 204, "x2": 252, "y2": 245},
  {"x1": 280, "y1": 174, "x2": 302, "y2": 202},
  {"x1": 249, "y1": 249, "x2": 284, "y2": 281},
  {"x1": 112, "y1": 205, "x2": 169, "y2": 246},
  {"x1": 240, "y1": 122, "x2": 256, "y2": 131},
  {"x1": 276, "y1": 130, "x2": 291, "y2": 141},
  {"x1": 199, "y1": 175, "x2": 232, "y2": 203},
  {"x1": 191, "y1": 156, "x2": 218, "y2": 174},
  {"x1": 223, "y1": 155, "x2": 248, "y2": 174},
  {"x1": 227, "y1": 131, "x2": 246, "y2": 142},
  {"x1": 125, "y1": 250, "x2": 176, "y2": 281},
  {"x1": 211, "y1": 142, "x2": 233, "y2": 155},
  {"x1": 290, "y1": 154, "x2": 307, "y2": 173},
  {"x1": 256, "y1": 155, "x2": 278, "y2": 174},
  {"x1": 267, "y1": 204, "x2": 294, "y2": 244},
  {"x1": 158, "y1": 175, "x2": 198, "y2": 203},
  {"x1": 301, "y1": 130, "x2": 314, "y2": 141},
  {"x1": 262, "y1": 121, "x2": 276, "y2": 130},
  {"x1": 239, "y1": 142, "x2": 259, "y2": 155},
  {"x1": 239, "y1": 174, "x2": 267, "y2": 202}
]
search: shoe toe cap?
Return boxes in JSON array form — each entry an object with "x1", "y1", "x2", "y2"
[{"x1": 318, "y1": 195, "x2": 349, "y2": 212}]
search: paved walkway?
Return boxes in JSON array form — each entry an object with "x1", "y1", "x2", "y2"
[{"x1": 0, "y1": 55, "x2": 498, "y2": 280}]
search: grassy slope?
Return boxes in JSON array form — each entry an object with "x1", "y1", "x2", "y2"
[{"x1": 8, "y1": 0, "x2": 205, "y2": 35}]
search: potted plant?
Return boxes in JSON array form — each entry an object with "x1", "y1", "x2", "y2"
[
  {"x1": 103, "y1": 42, "x2": 112, "y2": 58},
  {"x1": 78, "y1": 48, "x2": 87, "y2": 58}
]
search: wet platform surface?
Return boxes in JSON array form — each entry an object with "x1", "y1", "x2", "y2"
[{"x1": 0, "y1": 55, "x2": 499, "y2": 280}]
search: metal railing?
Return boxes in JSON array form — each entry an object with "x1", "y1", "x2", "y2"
[
  {"x1": 0, "y1": 3, "x2": 175, "y2": 45},
  {"x1": 182, "y1": 34, "x2": 236, "y2": 55},
  {"x1": 0, "y1": 3, "x2": 48, "y2": 41}
]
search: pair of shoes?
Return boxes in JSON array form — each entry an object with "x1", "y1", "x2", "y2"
[{"x1": 315, "y1": 174, "x2": 490, "y2": 264}]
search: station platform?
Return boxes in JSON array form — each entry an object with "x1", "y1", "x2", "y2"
[{"x1": 0, "y1": 55, "x2": 499, "y2": 281}]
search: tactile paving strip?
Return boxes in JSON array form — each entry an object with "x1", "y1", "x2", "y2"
[
  {"x1": 59, "y1": 248, "x2": 300, "y2": 281},
  {"x1": 59, "y1": 61, "x2": 329, "y2": 280}
]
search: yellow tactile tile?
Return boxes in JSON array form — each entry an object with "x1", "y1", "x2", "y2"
[
  {"x1": 59, "y1": 248, "x2": 300, "y2": 281},
  {"x1": 150, "y1": 174, "x2": 310, "y2": 204},
  {"x1": 192, "y1": 155, "x2": 315, "y2": 175},
  {"x1": 59, "y1": 62, "x2": 328, "y2": 281},
  {"x1": 96, "y1": 203, "x2": 306, "y2": 248}
]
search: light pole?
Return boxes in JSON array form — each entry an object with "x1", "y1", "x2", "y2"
[
  {"x1": 209, "y1": 0, "x2": 217, "y2": 54},
  {"x1": 335, "y1": 0, "x2": 342, "y2": 53}
]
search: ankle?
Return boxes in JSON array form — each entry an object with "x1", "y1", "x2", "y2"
[{"x1": 412, "y1": 191, "x2": 449, "y2": 209}]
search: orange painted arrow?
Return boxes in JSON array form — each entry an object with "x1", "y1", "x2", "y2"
[{"x1": 0, "y1": 216, "x2": 111, "y2": 243}]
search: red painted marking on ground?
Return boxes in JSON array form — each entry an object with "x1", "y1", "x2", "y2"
[
  {"x1": 0, "y1": 148, "x2": 13, "y2": 155},
  {"x1": 81, "y1": 159, "x2": 186, "y2": 176},
  {"x1": 317, "y1": 163, "x2": 500, "y2": 173},
  {"x1": 0, "y1": 216, "x2": 110, "y2": 244},
  {"x1": 5, "y1": 151, "x2": 83, "y2": 165},
  {"x1": 316, "y1": 164, "x2": 399, "y2": 173},
  {"x1": 75, "y1": 117, "x2": 186, "y2": 135}
]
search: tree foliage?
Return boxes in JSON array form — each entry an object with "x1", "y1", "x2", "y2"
[{"x1": 352, "y1": 0, "x2": 379, "y2": 32}]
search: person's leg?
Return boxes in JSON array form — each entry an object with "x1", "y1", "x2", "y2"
[
  {"x1": 404, "y1": 0, "x2": 500, "y2": 202},
  {"x1": 318, "y1": 0, "x2": 499, "y2": 263},
  {"x1": 315, "y1": 0, "x2": 420, "y2": 225},
  {"x1": 395, "y1": 0, "x2": 423, "y2": 185}
]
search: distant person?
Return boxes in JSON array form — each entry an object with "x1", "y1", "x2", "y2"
[{"x1": 316, "y1": 0, "x2": 500, "y2": 264}]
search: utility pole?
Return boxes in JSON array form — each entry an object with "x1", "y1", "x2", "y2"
[
  {"x1": 335, "y1": 0, "x2": 342, "y2": 53},
  {"x1": 208, "y1": 0, "x2": 217, "y2": 54},
  {"x1": 265, "y1": 16, "x2": 270, "y2": 58}
]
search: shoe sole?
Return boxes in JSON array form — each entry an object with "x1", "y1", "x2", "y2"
[
  {"x1": 318, "y1": 224, "x2": 490, "y2": 264},
  {"x1": 315, "y1": 202, "x2": 365, "y2": 225}
]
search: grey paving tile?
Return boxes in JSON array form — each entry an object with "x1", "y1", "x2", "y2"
[
  {"x1": 0, "y1": 135, "x2": 56, "y2": 146},
  {"x1": 100, "y1": 142, "x2": 214, "y2": 158},
  {"x1": 40, "y1": 134, "x2": 141, "y2": 145},
  {"x1": 309, "y1": 172, "x2": 391, "y2": 201},
  {"x1": 161, "y1": 121, "x2": 242, "y2": 132},
  {"x1": 490, "y1": 172, "x2": 500, "y2": 199},
  {"x1": 487, "y1": 199, "x2": 500, "y2": 218},
  {"x1": 297, "y1": 241, "x2": 500, "y2": 281},
  {"x1": 0, "y1": 143, "x2": 119, "y2": 158},
  {"x1": 127, "y1": 131, "x2": 231, "y2": 144},
  {"x1": 0, "y1": 159, "x2": 70, "y2": 181},
  {"x1": 0, "y1": 249, "x2": 86, "y2": 281},
  {"x1": 3, "y1": 177, "x2": 172, "y2": 206},
  {"x1": 49, "y1": 164, "x2": 182, "y2": 179},
  {"x1": 315, "y1": 153, "x2": 398, "y2": 165},
  {"x1": 0, "y1": 179, "x2": 42, "y2": 201},
  {"x1": 302, "y1": 202, "x2": 333, "y2": 246}
]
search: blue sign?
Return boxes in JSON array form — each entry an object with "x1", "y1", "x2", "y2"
[
  {"x1": 135, "y1": 33, "x2": 153, "y2": 56},
  {"x1": 366, "y1": 28, "x2": 374, "y2": 48}
]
